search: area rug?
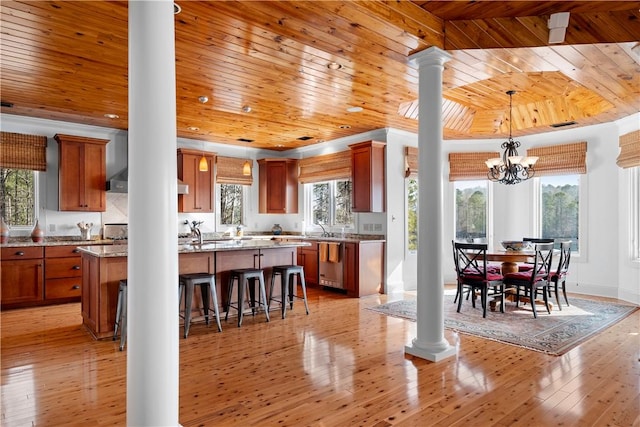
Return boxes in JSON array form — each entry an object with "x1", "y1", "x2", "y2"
[{"x1": 366, "y1": 293, "x2": 638, "y2": 356}]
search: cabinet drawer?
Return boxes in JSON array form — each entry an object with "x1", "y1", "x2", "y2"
[
  {"x1": 1, "y1": 246, "x2": 44, "y2": 260},
  {"x1": 45, "y1": 245, "x2": 81, "y2": 258},
  {"x1": 45, "y1": 277, "x2": 82, "y2": 299},
  {"x1": 45, "y1": 257, "x2": 82, "y2": 279}
]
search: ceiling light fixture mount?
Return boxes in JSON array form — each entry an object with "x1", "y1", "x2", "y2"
[
  {"x1": 198, "y1": 96, "x2": 208, "y2": 104},
  {"x1": 327, "y1": 62, "x2": 342, "y2": 70},
  {"x1": 486, "y1": 90, "x2": 538, "y2": 185},
  {"x1": 241, "y1": 105, "x2": 252, "y2": 113}
]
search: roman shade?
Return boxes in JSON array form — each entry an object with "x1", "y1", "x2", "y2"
[
  {"x1": 216, "y1": 156, "x2": 253, "y2": 185},
  {"x1": 298, "y1": 150, "x2": 351, "y2": 183},
  {"x1": 616, "y1": 130, "x2": 640, "y2": 169},
  {"x1": 527, "y1": 141, "x2": 587, "y2": 176},
  {"x1": 448, "y1": 152, "x2": 500, "y2": 181},
  {"x1": 405, "y1": 146, "x2": 418, "y2": 178},
  {"x1": 0, "y1": 131, "x2": 47, "y2": 171}
]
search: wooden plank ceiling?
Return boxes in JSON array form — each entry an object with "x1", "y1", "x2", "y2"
[{"x1": 1, "y1": 1, "x2": 639, "y2": 151}]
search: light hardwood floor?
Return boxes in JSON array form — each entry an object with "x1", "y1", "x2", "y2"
[{"x1": 1, "y1": 286, "x2": 639, "y2": 426}]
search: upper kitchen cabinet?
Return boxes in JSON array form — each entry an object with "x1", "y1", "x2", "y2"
[
  {"x1": 258, "y1": 158, "x2": 298, "y2": 214},
  {"x1": 55, "y1": 134, "x2": 109, "y2": 212},
  {"x1": 349, "y1": 140, "x2": 386, "y2": 213},
  {"x1": 177, "y1": 148, "x2": 214, "y2": 213}
]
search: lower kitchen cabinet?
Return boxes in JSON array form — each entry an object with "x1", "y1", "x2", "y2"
[
  {"x1": 1, "y1": 247, "x2": 44, "y2": 308},
  {"x1": 343, "y1": 241, "x2": 384, "y2": 297},
  {"x1": 45, "y1": 245, "x2": 82, "y2": 303},
  {"x1": 297, "y1": 241, "x2": 319, "y2": 286}
]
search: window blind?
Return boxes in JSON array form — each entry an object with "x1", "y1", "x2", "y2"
[
  {"x1": 216, "y1": 156, "x2": 253, "y2": 185},
  {"x1": 298, "y1": 150, "x2": 351, "y2": 183},
  {"x1": 616, "y1": 130, "x2": 639, "y2": 169},
  {"x1": 0, "y1": 131, "x2": 47, "y2": 171},
  {"x1": 448, "y1": 151, "x2": 500, "y2": 181},
  {"x1": 527, "y1": 141, "x2": 587, "y2": 176}
]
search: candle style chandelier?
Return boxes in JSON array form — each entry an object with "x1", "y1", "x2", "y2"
[{"x1": 486, "y1": 90, "x2": 538, "y2": 185}]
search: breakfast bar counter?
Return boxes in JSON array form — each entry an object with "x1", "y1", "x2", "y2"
[{"x1": 78, "y1": 240, "x2": 310, "y2": 339}]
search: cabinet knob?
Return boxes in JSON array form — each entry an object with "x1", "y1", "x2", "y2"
[
  {"x1": 15, "y1": 251, "x2": 24, "y2": 256},
  {"x1": 71, "y1": 285, "x2": 80, "y2": 290},
  {"x1": 72, "y1": 265, "x2": 81, "y2": 270}
]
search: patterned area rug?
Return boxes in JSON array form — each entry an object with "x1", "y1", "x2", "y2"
[{"x1": 366, "y1": 293, "x2": 638, "y2": 356}]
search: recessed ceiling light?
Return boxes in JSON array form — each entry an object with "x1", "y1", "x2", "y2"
[
  {"x1": 187, "y1": 126, "x2": 199, "y2": 131},
  {"x1": 104, "y1": 113, "x2": 119, "y2": 119},
  {"x1": 346, "y1": 106, "x2": 363, "y2": 113},
  {"x1": 275, "y1": 144, "x2": 285, "y2": 148},
  {"x1": 174, "y1": 3, "x2": 181, "y2": 14},
  {"x1": 339, "y1": 124, "x2": 351, "y2": 129},
  {"x1": 241, "y1": 105, "x2": 252, "y2": 113},
  {"x1": 327, "y1": 62, "x2": 342, "y2": 70},
  {"x1": 198, "y1": 96, "x2": 208, "y2": 104}
]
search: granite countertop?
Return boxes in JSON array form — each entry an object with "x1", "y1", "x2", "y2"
[
  {"x1": 1, "y1": 237, "x2": 114, "y2": 248},
  {"x1": 270, "y1": 234, "x2": 386, "y2": 243},
  {"x1": 77, "y1": 239, "x2": 311, "y2": 258}
]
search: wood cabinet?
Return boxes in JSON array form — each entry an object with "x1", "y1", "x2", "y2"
[
  {"x1": 258, "y1": 158, "x2": 298, "y2": 213},
  {"x1": 44, "y1": 245, "x2": 82, "y2": 302},
  {"x1": 342, "y1": 241, "x2": 385, "y2": 297},
  {"x1": 349, "y1": 140, "x2": 386, "y2": 213},
  {"x1": 297, "y1": 241, "x2": 319, "y2": 286},
  {"x1": 55, "y1": 134, "x2": 109, "y2": 212},
  {"x1": 177, "y1": 148, "x2": 215, "y2": 213},
  {"x1": 1, "y1": 247, "x2": 44, "y2": 308}
]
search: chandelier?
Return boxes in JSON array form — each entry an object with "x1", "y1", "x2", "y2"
[{"x1": 486, "y1": 90, "x2": 538, "y2": 185}]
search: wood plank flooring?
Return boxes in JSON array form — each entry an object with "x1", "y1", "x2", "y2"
[{"x1": 1, "y1": 286, "x2": 639, "y2": 426}]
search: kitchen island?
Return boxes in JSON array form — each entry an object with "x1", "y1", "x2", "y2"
[{"x1": 78, "y1": 239, "x2": 310, "y2": 339}]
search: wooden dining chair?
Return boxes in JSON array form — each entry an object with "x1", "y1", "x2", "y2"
[
  {"x1": 549, "y1": 240, "x2": 572, "y2": 310},
  {"x1": 453, "y1": 242, "x2": 505, "y2": 318},
  {"x1": 518, "y1": 238, "x2": 555, "y2": 271},
  {"x1": 503, "y1": 242, "x2": 554, "y2": 318}
]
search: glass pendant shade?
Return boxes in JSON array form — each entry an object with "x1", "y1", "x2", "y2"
[
  {"x1": 242, "y1": 160, "x2": 251, "y2": 176},
  {"x1": 198, "y1": 155, "x2": 208, "y2": 172}
]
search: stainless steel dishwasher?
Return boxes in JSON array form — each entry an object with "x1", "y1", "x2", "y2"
[{"x1": 318, "y1": 241, "x2": 344, "y2": 289}]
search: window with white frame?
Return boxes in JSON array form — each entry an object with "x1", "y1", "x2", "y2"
[
  {"x1": 0, "y1": 168, "x2": 37, "y2": 228},
  {"x1": 539, "y1": 174, "x2": 581, "y2": 252},
  {"x1": 406, "y1": 177, "x2": 418, "y2": 251},
  {"x1": 305, "y1": 179, "x2": 353, "y2": 229},
  {"x1": 630, "y1": 167, "x2": 640, "y2": 261},
  {"x1": 218, "y1": 183, "x2": 245, "y2": 225},
  {"x1": 454, "y1": 180, "x2": 488, "y2": 242}
]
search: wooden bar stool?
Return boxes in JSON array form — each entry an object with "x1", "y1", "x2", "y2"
[
  {"x1": 268, "y1": 265, "x2": 310, "y2": 319},
  {"x1": 113, "y1": 279, "x2": 127, "y2": 351},
  {"x1": 179, "y1": 272, "x2": 222, "y2": 338},
  {"x1": 225, "y1": 268, "x2": 270, "y2": 327}
]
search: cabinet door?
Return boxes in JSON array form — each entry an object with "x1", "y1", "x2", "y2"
[
  {"x1": 299, "y1": 243, "x2": 318, "y2": 286},
  {"x1": 178, "y1": 151, "x2": 214, "y2": 213},
  {"x1": 1, "y1": 259, "x2": 44, "y2": 305},
  {"x1": 56, "y1": 135, "x2": 108, "y2": 212},
  {"x1": 350, "y1": 141, "x2": 385, "y2": 213},
  {"x1": 343, "y1": 242, "x2": 357, "y2": 294},
  {"x1": 258, "y1": 159, "x2": 298, "y2": 213}
]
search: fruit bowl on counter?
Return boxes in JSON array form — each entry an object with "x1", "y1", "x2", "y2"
[{"x1": 501, "y1": 240, "x2": 531, "y2": 251}]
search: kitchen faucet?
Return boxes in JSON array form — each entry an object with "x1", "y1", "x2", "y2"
[
  {"x1": 317, "y1": 222, "x2": 329, "y2": 237},
  {"x1": 187, "y1": 220, "x2": 204, "y2": 244}
]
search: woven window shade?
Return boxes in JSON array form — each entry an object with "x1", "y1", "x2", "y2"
[
  {"x1": 527, "y1": 141, "x2": 587, "y2": 176},
  {"x1": 616, "y1": 130, "x2": 640, "y2": 169},
  {"x1": 405, "y1": 146, "x2": 418, "y2": 178},
  {"x1": 298, "y1": 150, "x2": 351, "y2": 183},
  {"x1": 448, "y1": 152, "x2": 500, "y2": 181},
  {"x1": 216, "y1": 156, "x2": 253, "y2": 185},
  {"x1": 0, "y1": 131, "x2": 47, "y2": 171}
]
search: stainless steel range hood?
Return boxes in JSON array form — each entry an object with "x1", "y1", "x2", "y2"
[{"x1": 106, "y1": 168, "x2": 189, "y2": 194}]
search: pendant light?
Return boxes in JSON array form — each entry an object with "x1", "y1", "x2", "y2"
[
  {"x1": 199, "y1": 141, "x2": 208, "y2": 172},
  {"x1": 242, "y1": 159, "x2": 251, "y2": 176}
]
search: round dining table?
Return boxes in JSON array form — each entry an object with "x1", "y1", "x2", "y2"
[{"x1": 486, "y1": 249, "x2": 535, "y2": 274}]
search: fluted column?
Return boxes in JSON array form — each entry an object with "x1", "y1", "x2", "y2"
[
  {"x1": 404, "y1": 47, "x2": 456, "y2": 362},
  {"x1": 128, "y1": 1, "x2": 180, "y2": 425}
]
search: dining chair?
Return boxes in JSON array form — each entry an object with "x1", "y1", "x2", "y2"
[
  {"x1": 453, "y1": 242, "x2": 505, "y2": 317},
  {"x1": 549, "y1": 240, "x2": 572, "y2": 310},
  {"x1": 503, "y1": 242, "x2": 554, "y2": 318},
  {"x1": 519, "y1": 238, "x2": 555, "y2": 271}
]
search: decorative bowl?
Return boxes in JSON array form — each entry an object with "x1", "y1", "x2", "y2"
[{"x1": 501, "y1": 240, "x2": 530, "y2": 251}]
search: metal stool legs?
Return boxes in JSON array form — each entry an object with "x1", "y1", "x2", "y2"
[
  {"x1": 225, "y1": 269, "x2": 270, "y2": 327},
  {"x1": 268, "y1": 265, "x2": 310, "y2": 319},
  {"x1": 113, "y1": 279, "x2": 127, "y2": 351},
  {"x1": 179, "y1": 273, "x2": 222, "y2": 338}
]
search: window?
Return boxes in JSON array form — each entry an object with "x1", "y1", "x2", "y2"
[
  {"x1": 454, "y1": 180, "x2": 488, "y2": 242},
  {"x1": 630, "y1": 167, "x2": 640, "y2": 261},
  {"x1": 306, "y1": 179, "x2": 353, "y2": 229},
  {"x1": 0, "y1": 168, "x2": 37, "y2": 228},
  {"x1": 406, "y1": 178, "x2": 418, "y2": 251},
  {"x1": 218, "y1": 183, "x2": 244, "y2": 225},
  {"x1": 539, "y1": 175, "x2": 580, "y2": 252}
]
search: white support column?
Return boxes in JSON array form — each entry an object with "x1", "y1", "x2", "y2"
[
  {"x1": 128, "y1": 1, "x2": 180, "y2": 425},
  {"x1": 404, "y1": 47, "x2": 457, "y2": 362}
]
